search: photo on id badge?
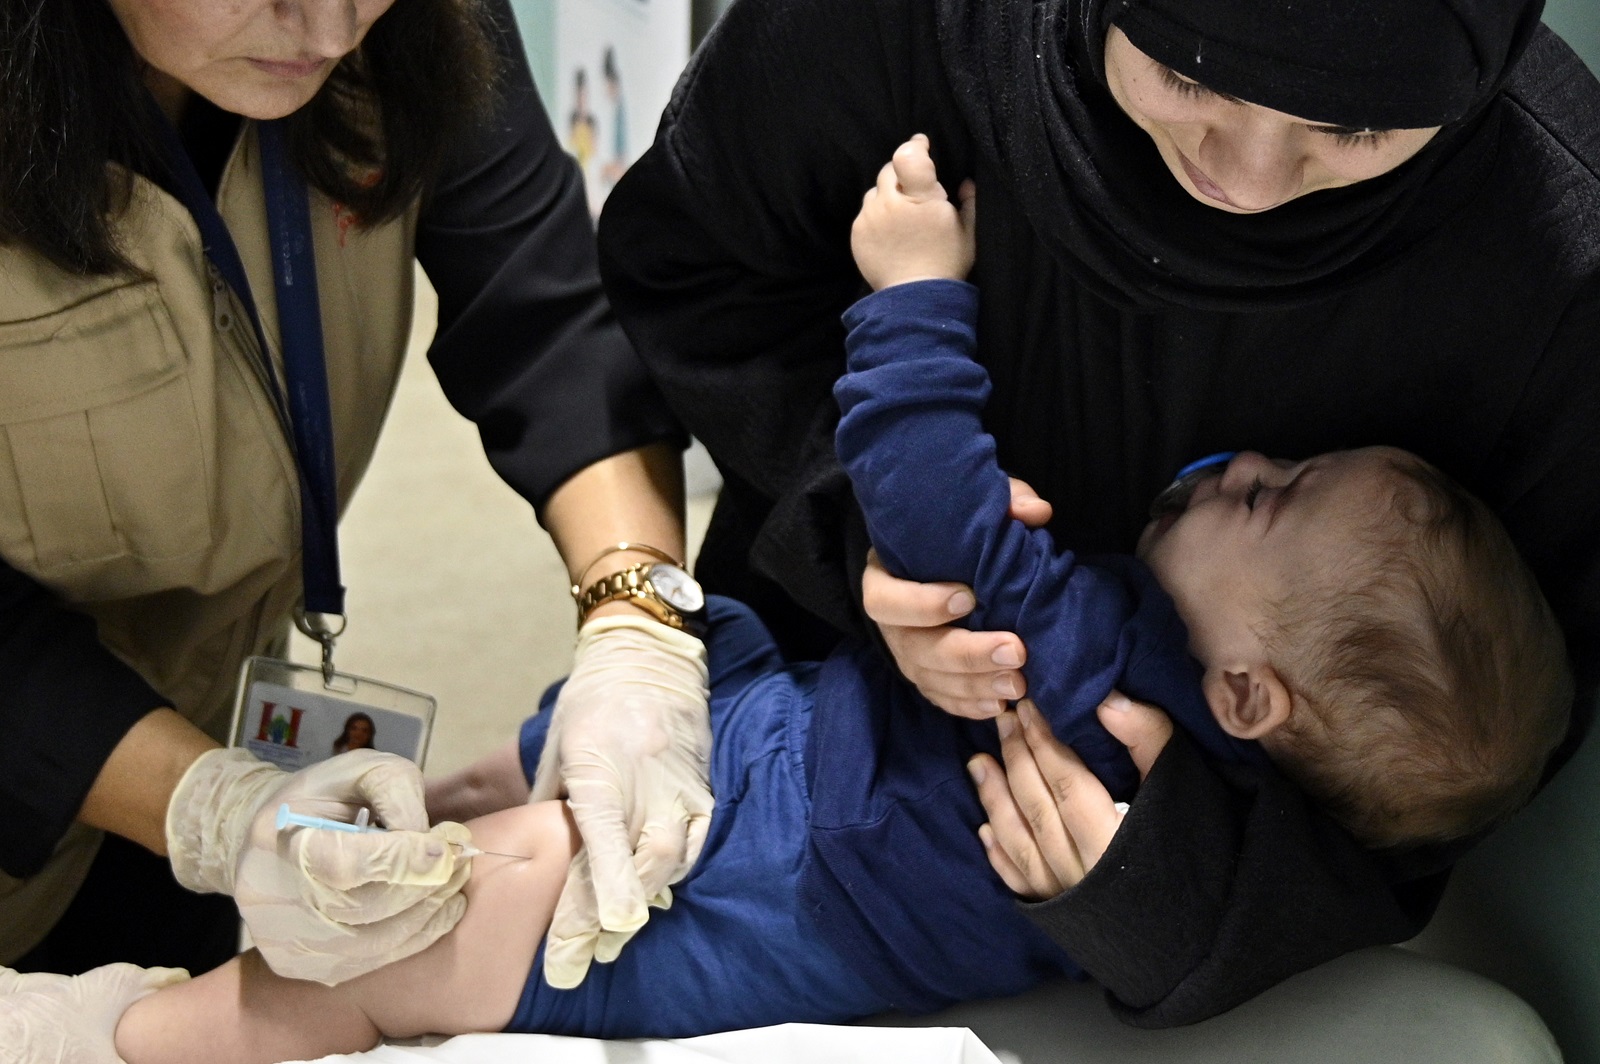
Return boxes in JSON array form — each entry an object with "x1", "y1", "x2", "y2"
[{"x1": 230, "y1": 657, "x2": 435, "y2": 771}]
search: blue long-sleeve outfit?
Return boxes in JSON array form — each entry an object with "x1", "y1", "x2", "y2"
[
  {"x1": 500, "y1": 280, "x2": 1269, "y2": 1038},
  {"x1": 835, "y1": 279, "x2": 1264, "y2": 796}
]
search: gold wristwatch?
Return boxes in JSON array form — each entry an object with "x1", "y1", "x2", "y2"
[{"x1": 573, "y1": 561, "x2": 708, "y2": 636}]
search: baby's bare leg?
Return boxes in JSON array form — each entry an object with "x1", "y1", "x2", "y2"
[
  {"x1": 116, "y1": 801, "x2": 579, "y2": 1064},
  {"x1": 111, "y1": 950, "x2": 379, "y2": 1064}
]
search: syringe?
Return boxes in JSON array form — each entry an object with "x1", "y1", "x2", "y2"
[{"x1": 275, "y1": 804, "x2": 530, "y2": 860}]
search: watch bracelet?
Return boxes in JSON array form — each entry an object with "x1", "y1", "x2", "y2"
[
  {"x1": 573, "y1": 562, "x2": 683, "y2": 628},
  {"x1": 570, "y1": 542, "x2": 682, "y2": 596}
]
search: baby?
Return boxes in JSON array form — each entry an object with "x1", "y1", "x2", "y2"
[
  {"x1": 836, "y1": 134, "x2": 1573, "y2": 849},
  {"x1": 108, "y1": 139, "x2": 1571, "y2": 1064}
]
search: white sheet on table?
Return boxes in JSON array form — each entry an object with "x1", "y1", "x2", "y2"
[{"x1": 288, "y1": 1023, "x2": 1001, "y2": 1064}]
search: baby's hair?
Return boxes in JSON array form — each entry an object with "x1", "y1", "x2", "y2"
[{"x1": 1262, "y1": 454, "x2": 1572, "y2": 850}]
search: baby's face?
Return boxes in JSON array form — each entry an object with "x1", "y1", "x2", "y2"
[{"x1": 1136, "y1": 447, "x2": 1410, "y2": 669}]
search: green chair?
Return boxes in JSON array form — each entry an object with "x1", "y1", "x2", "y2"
[
  {"x1": 1545, "y1": 0, "x2": 1600, "y2": 76},
  {"x1": 1412, "y1": 689, "x2": 1600, "y2": 1062}
]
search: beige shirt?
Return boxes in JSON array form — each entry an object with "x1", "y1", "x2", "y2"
[{"x1": 0, "y1": 124, "x2": 418, "y2": 960}]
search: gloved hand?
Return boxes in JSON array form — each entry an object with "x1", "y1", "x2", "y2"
[
  {"x1": 0, "y1": 962, "x2": 188, "y2": 1064},
  {"x1": 530, "y1": 615, "x2": 712, "y2": 988},
  {"x1": 166, "y1": 747, "x2": 471, "y2": 985}
]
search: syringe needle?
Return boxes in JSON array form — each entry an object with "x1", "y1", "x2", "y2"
[{"x1": 451, "y1": 842, "x2": 531, "y2": 861}]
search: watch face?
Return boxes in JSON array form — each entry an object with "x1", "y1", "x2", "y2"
[{"x1": 648, "y1": 563, "x2": 706, "y2": 612}]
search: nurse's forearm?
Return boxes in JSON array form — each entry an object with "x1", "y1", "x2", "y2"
[
  {"x1": 78, "y1": 708, "x2": 219, "y2": 855},
  {"x1": 541, "y1": 442, "x2": 687, "y2": 621}
]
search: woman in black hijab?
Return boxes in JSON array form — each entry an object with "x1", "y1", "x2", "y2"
[{"x1": 598, "y1": 0, "x2": 1600, "y2": 1024}]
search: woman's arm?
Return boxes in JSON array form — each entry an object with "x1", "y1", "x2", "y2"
[
  {"x1": 0, "y1": 557, "x2": 475, "y2": 988},
  {"x1": 860, "y1": 504, "x2": 1042, "y2": 719},
  {"x1": 971, "y1": 698, "x2": 1171, "y2": 900},
  {"x1": 411, "y1": 0, "x2": 714, "y2": 987},
  {"x1": 1487, "y1": 278, "x2": 1600, "y2": 716},
  {"x1": 540, "y1": 443, "x2": 686, "y2": 596},
  {"x1": 417, "y1": 0, "x2": 683, "y2": 515},
  {"x1": 0, "y1": 557, "x2": 173, "y2": 875},
  {"x1": 597, "y1": 0, "x2": 973, "y2": 637},
  {"x1": 78, "y1": 709, "x2": 218, "y2": 854},
  {"x1": 531, "y1": 441, "x2": 714, "y2": 991}
]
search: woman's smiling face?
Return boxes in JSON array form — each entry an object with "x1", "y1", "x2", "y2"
[
  {"x1": 1101, "y1": 26, "x2": 1443, "y2": 214},
  {"x1": 105, "y1": 0, "x2": 396, "y2": 120}
]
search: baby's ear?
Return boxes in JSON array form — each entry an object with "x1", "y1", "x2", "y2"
[{"x1": 1202, "y1": 663, "x2": 1292, "y2": 740}]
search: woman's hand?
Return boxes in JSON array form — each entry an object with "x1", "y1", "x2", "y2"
[
  {"x1": 535, "y1": 444, "x2": 709, "y2": 987},
  {"x1": 967, "y1": 693, "x2": 1173, "y2": 899},
  {"x1": 863, "y1": 478, "x2": 1052, "y2": 719},
  {"x1": 530, "y1": 616, "x2": 712, "y2": 989},
  {"x1": 167, "y1": 747, "x2": 471, "y2": 986}
]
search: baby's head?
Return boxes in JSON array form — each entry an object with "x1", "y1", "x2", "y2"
[{"x1": 1137, "y1": 447, "x2": 1572, "y2": 849}]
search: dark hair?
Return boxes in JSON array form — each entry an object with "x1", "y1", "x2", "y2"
[
  {"x1": 0, "y1": 0, "x2": 502, "y2": 276},
  {"x1": 1265, "y1": 453, "x2": 1573, "y2": 849},
  {"x1": 333, "y1": 711, "x2": 377, "y2": 754}
]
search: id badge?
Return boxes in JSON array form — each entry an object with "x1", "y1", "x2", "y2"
[{"x1": 230, "y1": 656, "x2": 436, "y2": 771}]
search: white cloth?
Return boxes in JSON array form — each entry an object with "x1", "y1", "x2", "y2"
[
  {"x1": 277, "y1": 950, "x2": 1563, "y2": 1064},
  {"x1": 287, "y1": 1024, "x2": 1000, "y2": 1064}
]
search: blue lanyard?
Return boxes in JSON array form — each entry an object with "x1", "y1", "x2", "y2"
[
  {"x1": 148, "y1": 105, "x2": 346, "y2": 621},
  {"x1": 257, "y1": 121, "x2": 345, "y2": 620}
]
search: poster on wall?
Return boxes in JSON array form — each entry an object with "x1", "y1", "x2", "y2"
[{"x1": 512, "y1": 0, "x2": 692, "y2": 216}]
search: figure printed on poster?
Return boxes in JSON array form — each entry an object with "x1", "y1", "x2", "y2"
[
  {"x1": 600, "y1": 46, "x2": 628, "y2": 191},
  {"x1": 567, "y1": 65, "x2": 597, "y2": 176},
  {"x1": 537, "y1": 0, "x2": 688, "y2": 216}
]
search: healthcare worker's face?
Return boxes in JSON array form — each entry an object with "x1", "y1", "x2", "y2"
[
  {"x1": 1102, "y1": 27, "x2": 1443, "y2": 213},
  {"x1": 106, "y1": 0, "x2": 397, "y2": 120}
]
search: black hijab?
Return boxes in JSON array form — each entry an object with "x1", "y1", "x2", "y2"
[{"x1": 933, "y1": 0, "x2": 1546, "y2": 310}]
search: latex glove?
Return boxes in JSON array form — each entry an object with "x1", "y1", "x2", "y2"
[
  {"x1": 530, "y1": 615, "x2": 712, "y2": 988},
  {"x1": 166, "y1": 747, "x2": 471, "y2": 985},
  {"x1": 0, "y1": 962, "x2": 188, "y2": 1064}
]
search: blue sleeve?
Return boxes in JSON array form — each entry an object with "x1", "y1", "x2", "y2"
[{"x1": 835, "y1": 281, "x2": 1136, "y2": 762}]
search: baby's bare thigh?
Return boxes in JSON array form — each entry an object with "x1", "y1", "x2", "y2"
[{"x1": 347, "y1": 801, "x2": 578, "y2": 1038}]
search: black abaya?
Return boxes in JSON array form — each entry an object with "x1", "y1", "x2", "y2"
[{"x1": 598, "y1": 0, "x2": 1600, "y2": 1024}]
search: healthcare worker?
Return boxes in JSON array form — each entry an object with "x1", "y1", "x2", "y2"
[
  {"x1": 0, "y1": 0, "x2": 711, "y2": 1044},
  {"x1": 598, "y1": 0, "x2": 1600, "y2": 1025}
]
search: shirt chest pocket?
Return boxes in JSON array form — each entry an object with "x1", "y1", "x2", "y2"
[{"x1": 0, "y1": 281, "x2": 214, "y2": 590}]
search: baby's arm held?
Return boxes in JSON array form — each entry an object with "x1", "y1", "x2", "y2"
[
  {"x1": 116, "y1": 801, "x2": 580, "y2": 1064},
  {"x1": 861, "y1": 478, "x2": 1049, "y2": 719}
]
